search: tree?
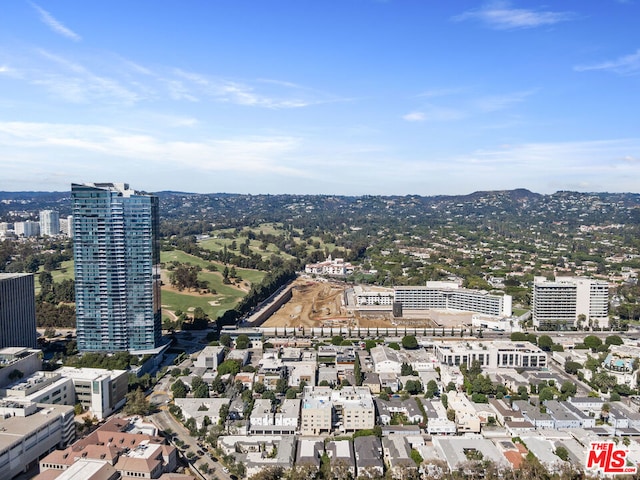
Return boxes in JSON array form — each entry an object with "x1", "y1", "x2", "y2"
[
  {"x1": 401, "y1": 335, "x2": 418, "y2": 350},
  {"x1": 537, "y1": 335, "x2": 554, "y2": 352},
  {"x1": 605, "y1": 335, "x2": 624, "y2": 346},
  {"x1": 564, "y1": 360, "x2": 582, "y2": 375},
  {"x1": 517, "y1": 385, "x2": 529, "y2": 400},
  {"x1": 285, "y1": 388, "x2": 298, "y2": 399},
  {"x1": 276, "y1": 377, "x2": 289, "y2": 394},
  {"x1": 169, "y1": 264, "x2": 200, "y2": 291},
  {"x1": 192, "y1": 379, "x2": 210, "y2": 398},
  {"x1": 235, "y1": 334, "x2": 250, "y2": 349},
  {"x1": 171, "y1": 379, "x2": 187, "y2": 399},
  {"x1": 249, "y1": 466, "x2": 285, "y2": 480},
  {"x1": 220, "y1": 334, "x2": 232, "y2": 347},
  {"x1": 218, "y1": 359, "x2": 241, "y2": 376},
  {"x1": 559, "y1": 381, "x2": 577, "y2": 399},
  {"x1": 211, "y1": 376, "x2": 226, "y2": 394},
  {"x1": 472, "y1": 393, "x2": 488, "y2": 403},
  {"x1": 401, "y1": 363, "x2": 416, "y2": 376},
  {"x1": 331, "y1": 335, "x2": 344, "y2": 346},
  {"x1": 584, "y1": 335, "x2": 603, "y2": 351},
  {"x1": 539, "y1": 386, "x2": 555, "y2": 402},
  {"x1": 124, "y1": 387, "x2": 152, "y2": 415},
  {"x1": 404, "y1": 380, "x2": 422, "y2": 395},
  {"x1": 425, "y1": 379, "x2": 439, "y2": 399}
]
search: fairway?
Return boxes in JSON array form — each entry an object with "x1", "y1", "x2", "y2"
[
  {"x1": 160, "y1": 249, "x2": 267, "y2": 320},
  {"x1": 35, "y1": 249, "x2": 267, "y2": 322}
]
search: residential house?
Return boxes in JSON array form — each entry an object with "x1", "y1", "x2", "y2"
[{"x1": 353, "y1": 436, "x2": 384, "y2": 478}]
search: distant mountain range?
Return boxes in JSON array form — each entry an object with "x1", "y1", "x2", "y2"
[{"x1": 2, "y1": 189, "x2": 640, "y2": 228}]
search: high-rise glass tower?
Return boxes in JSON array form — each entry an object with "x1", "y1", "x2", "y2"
[
  {"x1": 0, "y1": 273, "x2": 37, "y2": 348},
  {"x1": 39, "y1": 210, "x2": 60, "y2": 236},
  {"x1": 71, "y1": 183, "x2": 161, "y2": 352}
]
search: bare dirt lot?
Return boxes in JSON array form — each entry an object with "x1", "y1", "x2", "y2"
[
  {"x1": 263, "y1": 280, "x2": 349, "y2": 328},
  {"x1": 262, "y1": 280, "x2": 473, "y2": 329}
]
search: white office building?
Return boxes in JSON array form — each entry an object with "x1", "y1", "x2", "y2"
[
  {"x1": 433, "y1": 340, "x2": 547, "y2": 369},
  {"x1": 0, "y1": 401, "x2": 75, "y2": 479},
  {"x1": 55, "y1": 367, "x2": 128, "y2": 419},
  {"x1": 394, "y1": 282, "x2": 512, "y2": 317},
  {"x1": 532, "y1": 276, "x2": 609, "y2": 329}
]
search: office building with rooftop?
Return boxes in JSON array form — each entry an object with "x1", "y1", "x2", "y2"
[
  {"x1": 532, "y1": 276, "x2": 609, "y2": 329},
  {"x1": 433, "y1": 340, "x2": 547, "y2": 369},
  {"x1": 0, "y1": 401, "x2": 75, "y2": 479},
  {"x1": 0, "y1": 273, "x2": 37, "y2": 349},
  {"x1": 72, "y1": 183, "x2": 161, "y2": 353}
]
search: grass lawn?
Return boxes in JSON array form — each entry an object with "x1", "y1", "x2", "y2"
[
  {"x1": 160, "y1": 249, "x2": 267, "y2": 319},
  {"x1": 199, "y1": 236, "x2": 295, "y2": 261},
  {"x1": 513, "y1": 308, "x2": 530, "y2": 317},
  {"x1": 161, "y1": 289, "x2": 240, "y2": 320},
  {"x1": 202, "y1": 223, "x2": 342, "y2": 261},
  {"x1": 35, "y1": 259, "x2": 75, "y2": 293},
  {"x1": 36, "y1": 259, "x2": 75, "y2": 283}
]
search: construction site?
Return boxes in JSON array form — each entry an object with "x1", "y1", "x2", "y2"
[{"x1": 261, "y1": 279, "x2": 473, "y2": 329}]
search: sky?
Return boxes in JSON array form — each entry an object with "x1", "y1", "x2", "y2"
[{"x1": 0, "y1": 1, "x2": 639, "y2": 196}]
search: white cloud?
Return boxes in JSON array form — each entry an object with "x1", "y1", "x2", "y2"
[
  {"x1": 574, "y1": 49, "x2": 640, "y2": 75},
  {"x1": 404, "y1": 89, "x2": 534, "y2": 124},
  {"x1": 0, "y1": 65, "x2": 21, "y2": 79},
  {"x1": 453, "y1": 1, "x2": 573, "y2": 30},
  {"x1": 33, "y1": 50, "x2": 143, "y2": 104},
  {"x1": 406, "y1": 105, "x2": 468, "y2": 122},
  {"x1": 474, "y1": 89, "x2": 537, "y2": 112},
  {"x1": 402, "y1": 112, "x2": 425, "y2": 122},
  {"x1": 30, "y1": 2, "x2": 81, "y2": 41},
  {"x1": 173, "y1": 68, "x2": 333, "y2": 108},
  {"x1": 0, "y1": 121, "x2": 307, "y2": 177},
  {"x1": 455, "y1": 139, "x2": 640, "y2": 172},
  {"x1": 417, "y1": 87, "x2": 467, "y2": 98}
]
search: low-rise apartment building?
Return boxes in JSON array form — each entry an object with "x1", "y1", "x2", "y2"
[
  {"x1": 249, "y1": 399, "x2": 300, "y2": 435},
  {"x1": 301, "y1": 386, "x2": 374, "y2": 435}
]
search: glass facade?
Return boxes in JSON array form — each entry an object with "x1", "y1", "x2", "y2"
[{"x1": 72, "y1": 183, "x2": 161, "y2": 352}]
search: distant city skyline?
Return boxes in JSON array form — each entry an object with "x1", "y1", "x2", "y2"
[{"x1": 1, "y1": 1, "x2": 639, "y2": 195}]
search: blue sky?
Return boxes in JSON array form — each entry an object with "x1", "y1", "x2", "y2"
[{"x1": 0, "y1": 1, "x2": 639, "y2": 195}]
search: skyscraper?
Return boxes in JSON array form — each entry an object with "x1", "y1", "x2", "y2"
[
  {"x1": 0, "y1": 273, "x2": 37, "y2": 348},
  {"x1": 71, "y1": 183, "x2": 161, "y2": 352},
  {"x1": 39, "y1": 210, "x2": 60, "y2": 236}
]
